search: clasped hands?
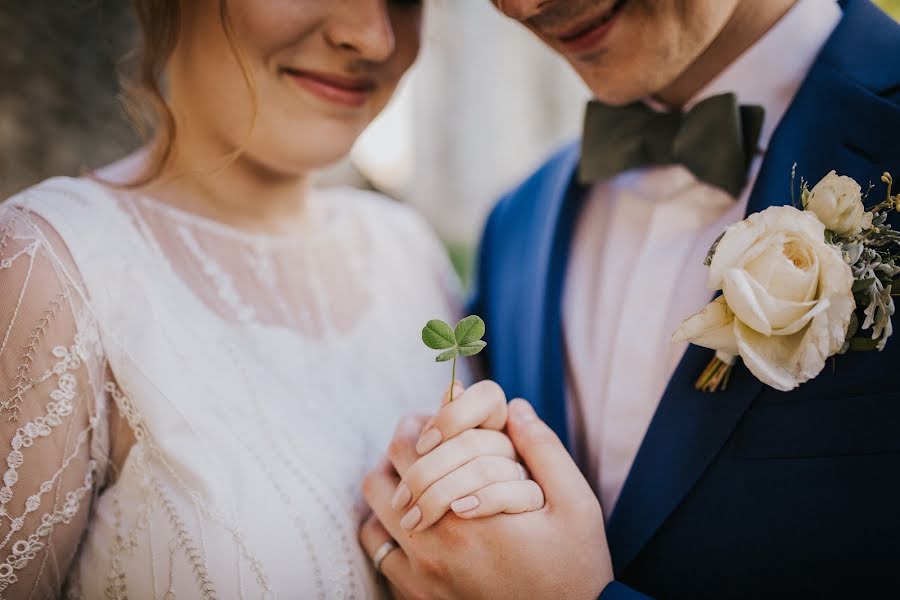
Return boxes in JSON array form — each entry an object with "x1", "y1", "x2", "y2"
[{"x1": 359, "y1": 381, "x2": 614, "y2": 600}]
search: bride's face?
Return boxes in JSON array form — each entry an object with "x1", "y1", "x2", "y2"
[{"x1": 166, "y1": 0, "x2": 423, "y2": 176}]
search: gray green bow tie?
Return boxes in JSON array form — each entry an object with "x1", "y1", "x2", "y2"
[{"x1": 578, "y1": 92, "x2": 764, "y2": 198}]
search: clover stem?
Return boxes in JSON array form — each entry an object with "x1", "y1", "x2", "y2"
[{"x1": 450, "y1": 356, "x2": 457, "y2": 403}]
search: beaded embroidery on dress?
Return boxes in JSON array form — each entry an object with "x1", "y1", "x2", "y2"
[{"x1": 0, "y1": 176, "x2": 461, "y2": 599}]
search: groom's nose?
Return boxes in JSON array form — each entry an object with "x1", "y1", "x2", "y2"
[{"x1": 493, "y1": 0, "x2": 546, "y2": 20}]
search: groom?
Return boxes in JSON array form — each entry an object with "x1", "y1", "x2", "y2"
[{"x1": 363, "y1": 0, "x2": 900, "y2": 597}]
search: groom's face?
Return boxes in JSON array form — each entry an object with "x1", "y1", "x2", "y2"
[{"x1": 492, "y1": 0, "x2": 741, "y2": 105}]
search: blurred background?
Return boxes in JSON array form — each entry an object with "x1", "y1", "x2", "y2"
[{"x1": 1, "y1": 1, "x2": 899, "y2": 285}]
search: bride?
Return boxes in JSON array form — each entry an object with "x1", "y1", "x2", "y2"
[{"x1": 0, "y1": 1, "x2": 527, "y2": 597}]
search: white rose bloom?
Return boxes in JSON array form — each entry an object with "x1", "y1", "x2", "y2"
[
  {"x1": 806, "y1": 170, "x2": 866, "y2": 235},
  {"x1": 674, "y1": 205, "x2": 855, "y2": 391}
]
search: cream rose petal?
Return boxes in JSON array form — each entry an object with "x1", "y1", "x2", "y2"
[
  {"x1": 724, "y1": 269, "x2": 822, "y2": 333},
  {"x1": 672, "y1": 296, "x2": 739, "y2": 356},
  {"x1": 721, "y1": 269, "x2": 775, "y2": 335},
  {"x1": 732, "y1": 244, "x2": 854, "y2": 391},
  {"x1": 806, "y1": 170, "x2": 865, "y2": 236},
  {"x1": 742, "y1": 234, "x2": 820, "y2": 304},
  {"x1": 813, "y1": 243, "x2": 856, "y2": 355},
  {"x1": 708, "y1": 206, "x2": 824, "y2": 289},
  {"x1": 707, "y1": 221, "x2": 765, "y2": 290},
  {"x1": 769, "y1": 206, "x2": 828, "y2": 241},
  {"x1": 733, "y1": 320, "x2": 810, "y2": 391},
  {"x1": 734, "y1": 299, "x2": 842, "y2": 392},
  {"x1": 771, "y1": 298, "x2": 830, "y2": 336}
]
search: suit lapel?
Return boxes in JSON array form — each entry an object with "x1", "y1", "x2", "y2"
[
  {"x1": 605, "y1": 0, "x2": 900, "y2": 573},
  {"x1": 522, "y1": 145, "x2": 588, "y2": 449},
  {"x1": 604, "y1": 347, "x2": 763, "y2": 572}
]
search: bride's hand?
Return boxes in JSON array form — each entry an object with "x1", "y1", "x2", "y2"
[{"x1": 389, "y1": 380, "x2": 545, "y2": 532}]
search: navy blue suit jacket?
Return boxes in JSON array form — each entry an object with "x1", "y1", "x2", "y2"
[{"x1": 470, "y1": 1, "x2": 900, "y2": 598}]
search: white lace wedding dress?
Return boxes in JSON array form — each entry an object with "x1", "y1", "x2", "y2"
[{"x1": 0, "y1": 176, "x2": 462, "y2": 599}]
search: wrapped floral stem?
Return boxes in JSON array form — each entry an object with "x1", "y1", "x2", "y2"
[
  {"x1": 675, "y1": 169, "x2": 900, "y2": 392},
  {"x1": 695, "y1": 351, "x2": 736, "y2": 392}
]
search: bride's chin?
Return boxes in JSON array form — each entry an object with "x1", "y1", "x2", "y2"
[{"x1": 241, "y1": 145, "x2": 354, "y2": 180}]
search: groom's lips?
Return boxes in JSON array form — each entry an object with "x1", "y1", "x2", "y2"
[{"x1": 554, "y1": 0, "x2": 628, "y2": 55}]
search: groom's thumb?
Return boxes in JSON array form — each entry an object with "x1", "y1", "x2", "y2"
[{"x1": 507, "y1": 399, "x2": 596, "y2": 511}]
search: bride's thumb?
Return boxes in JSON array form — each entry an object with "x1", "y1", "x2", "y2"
[{"x1": 506, "y1": 399, "x2": 595, "y2": 510}]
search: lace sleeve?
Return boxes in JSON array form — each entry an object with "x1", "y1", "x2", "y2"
[{"x1": 0, "y1": 205, "x2": 109, "y2": 597}]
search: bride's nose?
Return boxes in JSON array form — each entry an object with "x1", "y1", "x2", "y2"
[{"x1": 324, "y1": 0, "x2": 397, "y2": 63}]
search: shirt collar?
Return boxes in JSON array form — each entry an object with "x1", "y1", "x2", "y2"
[{"x1": 679, "y1": 0, "x2": 842, "y2": 152}]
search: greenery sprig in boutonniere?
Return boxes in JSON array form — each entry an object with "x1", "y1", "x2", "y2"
[
  {"x1": 422, "y1": 316, "x2": 486, "y2": 403},
  {"x1": 675, "y1": 169, "x2": 900, "y2": 392}
]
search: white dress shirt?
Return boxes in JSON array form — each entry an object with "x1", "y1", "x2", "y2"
[{"x1": 563, "y1": 0, "x2": 842, "y2": 516}]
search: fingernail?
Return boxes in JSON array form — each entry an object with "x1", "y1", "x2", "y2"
[
  {"x1": 450, "y1": 496, "x2": 480, "y2": 514},
  {"x1": 391, "y1": 483, "x2": 411, "y2": 510},
  {"x1": 400, "y1": 506, "x2": 422, "y2": 530},
  {"x1": 509, "y1": 399, "x2": 537, "y2": 423},
  {"x1": 416, "y1": 428, "x2": 442, "y2": 455}
]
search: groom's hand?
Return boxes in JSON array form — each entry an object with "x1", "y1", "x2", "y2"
[{"x1": 360, "y1": 399, "x2": 613, "y2": 600}]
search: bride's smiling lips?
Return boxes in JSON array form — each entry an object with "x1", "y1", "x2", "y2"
[
  {"x1": 282, "y1": 67, "x2": 377, "y2": 108},
  {"x1": 551, "y1": 0, "x2": 629, "y2": 56}
]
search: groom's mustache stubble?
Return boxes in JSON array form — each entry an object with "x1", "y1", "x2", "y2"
[{"x1": 524, "y1": 0, "x2": 656, "y2": 34}]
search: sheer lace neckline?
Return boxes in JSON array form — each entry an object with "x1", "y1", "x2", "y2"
[
  {"x1": 84, "y1": 177, "x2": 349, "y2": 249},
  {"x1": 0, "y1": 178, "x2": 461, "y2": 598}
]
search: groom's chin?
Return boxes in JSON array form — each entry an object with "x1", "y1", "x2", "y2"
[{"x1": 569, "y1": 63, "x2": 658, "y2": 107}]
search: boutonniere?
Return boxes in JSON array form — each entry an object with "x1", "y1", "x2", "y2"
[{"x1": 674, "y1": 169, "x2": 900, "y2": 392}]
